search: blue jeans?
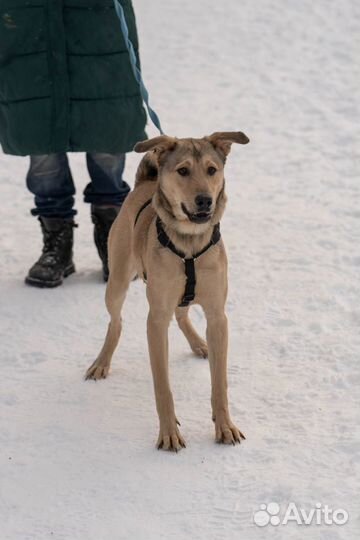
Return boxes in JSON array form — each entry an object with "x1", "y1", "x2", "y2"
[{"x1": 26, "y1": 152, "x2": 130, "y2": 218}]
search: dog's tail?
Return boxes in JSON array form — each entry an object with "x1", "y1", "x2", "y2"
[{"x1": 135, "y1": 152, "x2": 158, "y2": 188}]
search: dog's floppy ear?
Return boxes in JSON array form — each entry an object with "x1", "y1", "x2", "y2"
[
  {"x1": 134, "y1": 135, "x2": 177, "y2": 153},
  {"x1": 206, "y1": 131, "x2": 249, "y2": 158}
]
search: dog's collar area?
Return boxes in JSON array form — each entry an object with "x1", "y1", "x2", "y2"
[
  {"x1": 134, "y1": 197, "x2": 221, "y2": 307},
  {"x1": 156, "y1": 218, "x2": 221, "y2": 307}
]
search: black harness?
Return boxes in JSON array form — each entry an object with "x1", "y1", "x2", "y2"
[{"x1": 134, "y1": 199, "x2": 221, "y2": 307}]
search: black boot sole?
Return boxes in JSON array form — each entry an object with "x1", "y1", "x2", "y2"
[{"x1": 25, "y1": 264, "x2": 76, "y2": 288}]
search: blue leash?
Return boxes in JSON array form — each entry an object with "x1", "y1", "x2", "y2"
[{"x1": 113, "y1": 0, "x2": 164, "y2": 135}]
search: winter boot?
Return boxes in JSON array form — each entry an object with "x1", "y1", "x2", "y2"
[
  {"x1": 25, "y1": 217, "x2": 76, "y2": 288},
  {"x1": 91, "y1": 205, "x2": 120, "y2": 281}
]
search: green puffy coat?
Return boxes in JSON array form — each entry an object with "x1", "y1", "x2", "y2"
[{"x1": 0, "y1": 0, "x2": 147, "y2": 156}]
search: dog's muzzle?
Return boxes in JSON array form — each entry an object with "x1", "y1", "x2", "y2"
[{"x1": 181, "y1": 203, "x2": 212, "y2": 224}]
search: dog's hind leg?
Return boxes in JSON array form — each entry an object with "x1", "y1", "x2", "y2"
[
  {"x1": 85, "y1": 218, "x2": 136, "y2": 380},
  {"x1": 85, "y1": 265, "x2": 134, "y2": 380},
  {"x1": 175, "y1": 306, "x2": 208, "y2": 358}
]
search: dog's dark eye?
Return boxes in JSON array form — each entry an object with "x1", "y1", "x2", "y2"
[
  {"x1": 177, "y1": 167, "x2": 190, "y2": 177},
  {"x1": 207, "y1": 166, "x2": 217, "y2": 176}
]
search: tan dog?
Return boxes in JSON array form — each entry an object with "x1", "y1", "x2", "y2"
[{"x1": 85, "y1": 132, "x2": 249, "y2": 451}]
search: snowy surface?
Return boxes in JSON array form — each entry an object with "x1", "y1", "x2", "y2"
[{"x1": 1, "y1": 1, "x2": 359, "y2": 539}]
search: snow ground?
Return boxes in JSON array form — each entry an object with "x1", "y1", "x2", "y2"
[{"x1": 1, "y1": 0, "x2": 359, "y2": 539}]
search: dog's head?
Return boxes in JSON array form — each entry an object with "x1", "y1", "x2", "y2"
[{"x1": 134, "y1": 132, "x2": 249, "y2": 235}]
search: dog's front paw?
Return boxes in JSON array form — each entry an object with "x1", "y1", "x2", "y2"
[
  {"x1": 85, "y1": 360, "x2": 110, "y2": 380},
  {"x1": 157, "y1": 422, "x2": 186, "y2": 452},
  {"x1": 214, "y1": 416, "x2": 245, "y2": 445}
]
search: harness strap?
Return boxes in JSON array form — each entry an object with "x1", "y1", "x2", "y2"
[
  {"x1": 134, "y1": 198, "x2": 152, "y2": 226},
  {"x1": 179, "y1": 259, "x2": 196, "y2": 307},
  {"x1": 133, "y1": 198, "x2": 221, "y2": 306},
  {"x1": 156, "y1": 218, "x2": 186, "y2": 258},
  {"x1": 156, "y1": 218, "x2": 221, "y2": 307}
]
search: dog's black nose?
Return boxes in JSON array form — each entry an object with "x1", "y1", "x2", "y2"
[{"x1": 195, "y1": 194, "x2": 212, "y2": 211}]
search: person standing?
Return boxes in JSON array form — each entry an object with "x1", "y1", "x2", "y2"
[{"x1": 0, "y1": 1, "x2": 147, "y2": 286}]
